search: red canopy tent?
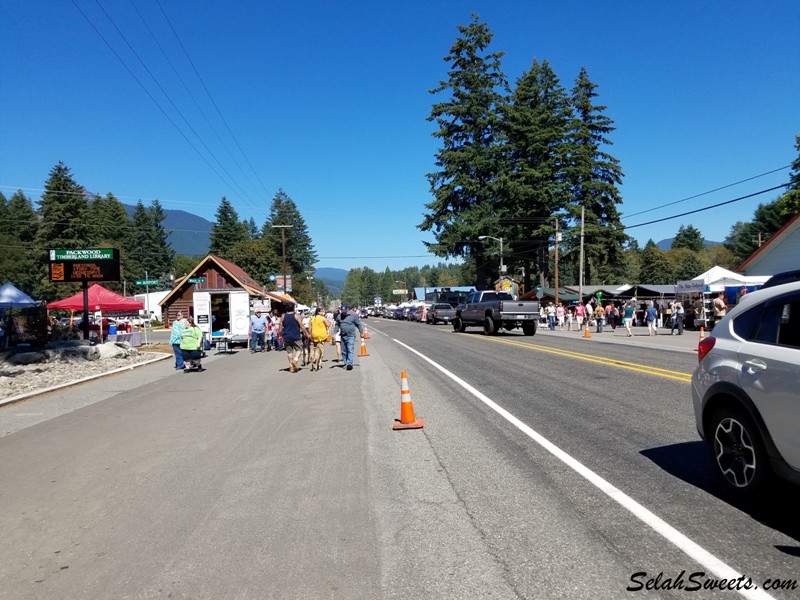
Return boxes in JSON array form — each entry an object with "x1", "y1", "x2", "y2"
[{"x1": 48, "y1": 284, "x2": 143, "y2": 312}]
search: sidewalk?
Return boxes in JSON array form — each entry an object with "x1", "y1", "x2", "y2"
[{"x1": 534, "y1": 323, "x2": 704, "y2": 354}]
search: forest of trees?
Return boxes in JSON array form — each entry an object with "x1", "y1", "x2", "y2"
[
  {"x1": 0, "y1": 164, "x2": 323, "y2": 305},
  {"x1": 416, "y1": 15, "x2": 800, "y2": 291}
]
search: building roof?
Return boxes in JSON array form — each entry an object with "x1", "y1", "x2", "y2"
[
  {"x1": 159, "y1": 254, "x2": 267, "y2": 307},
  {"x1": 737, "y1": 212, "x2": 800, "y2": 276}
]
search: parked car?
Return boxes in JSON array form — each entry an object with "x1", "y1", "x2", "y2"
[
  {"x1": 427, "y1": 303, "x2": 456, "y2": 325},
  {"x1": 691, "y1": 273, "x2": 800, "y2": 498}
]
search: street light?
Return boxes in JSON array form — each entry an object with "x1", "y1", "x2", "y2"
[{"x1": 478, "y1": 235, "x2": 505, "y2": 278}]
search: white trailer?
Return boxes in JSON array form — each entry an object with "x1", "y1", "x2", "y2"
[{"x1": 192, "y1": 289, "x2": 254, "y2": 345}]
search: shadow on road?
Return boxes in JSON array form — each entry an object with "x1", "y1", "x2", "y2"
[{"x1": 642, "y1": 441, "x2": 800, "y2": 548}]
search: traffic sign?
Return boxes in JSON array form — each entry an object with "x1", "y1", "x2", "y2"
[
  {"x1": 188, "y1": 277, "x2": 206, "y2": 283},
  {"x1": 135, "y1": 279, "x2": 159, "y2": 286}
]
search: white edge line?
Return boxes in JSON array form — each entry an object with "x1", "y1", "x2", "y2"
[
  {"x1": 392, "y1": 337, "x2": 776, "y2": 600},
  {"x1": 0, "y1": 352, "x2": 172, "y2": 408}
]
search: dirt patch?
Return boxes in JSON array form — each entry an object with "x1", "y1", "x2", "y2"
[{"x1": 139, "y1": 343, "x2": 173, "y2": 354}]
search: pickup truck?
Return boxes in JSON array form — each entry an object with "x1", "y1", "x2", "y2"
[
  {"x1": 453, "y1": 291, "x2": 539, "y2": 336},
  {"x1": 426, "y1": 302, "x2": 457, "y2": 325}
]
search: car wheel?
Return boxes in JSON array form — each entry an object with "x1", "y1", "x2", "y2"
[
  {"x1": 453, "y1": 317, "x2": 465, "y2": 333},
  {"x1": 483, "y1": 316, "x2": 495, "y2": 336},
  {"x1": 708, "y1": 407, "x2": 770, "y2": 497},
  {"x1": 522, "y1": 323, "x2": 536, "y2": 336}
]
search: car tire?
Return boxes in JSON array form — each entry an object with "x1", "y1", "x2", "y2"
[
  {"x1": 483, "y1": 316, "x2": 495, "y2": 336},
  {"x1": 453, "y1": 317, "x2": 466, "y2": 333},
  {"x1": 708, "y1": 406, "x2": 771, "y2": 498},
  {"x1": 522, "y1": 323, "x2": 537, "y2": 336}
]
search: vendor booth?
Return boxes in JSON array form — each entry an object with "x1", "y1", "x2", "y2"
[
  {"x1": 676, "y1": 266, "x2": 770, "y2": 329},
  {"x1": 0, "y1": 282, "x2": 43, "y2": 349},
  {"x1": 48, "y1": 284, "x2": 145, "y2": 344}
]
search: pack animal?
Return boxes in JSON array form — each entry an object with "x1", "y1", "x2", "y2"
[{"x1": 310, "y1": 341, "x2": 324, "y2": 372}]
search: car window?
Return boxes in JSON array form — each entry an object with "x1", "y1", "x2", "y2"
[
  {"x1": 497, "y1": 292, "x2": 513, "y2": 300},
  {"x1": 777, "y1": 299, "x2": 800, "y2": 349},
  {"x1": 732, "y1": 304, "x2": 764, "y2": 340},
  {"x1": 483, "y1": 292, "x2": 496, "y2": 302},
  {"x1": 749, "y1": 293, "x2": 800, "y2": 348}
]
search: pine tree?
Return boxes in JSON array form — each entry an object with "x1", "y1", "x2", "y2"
[
  {"x1": 225, "y1": 238, "x2": 279, "y2": 287},
  {"x1": 789, "y1": 132, "x2": 800, "y2": 191},
  {"x1": 640, "y1": 244, "x2": 674, "y2": 285},
  {"x1": 419, "y1": 14, "x2": 507, "y2": 289},
  {"x1": 245, "y1": 217, "x2": 259, "y2": 240},
  {"x1": 89, "y1": 193, "x2": 130, "y2": 246},
  {"x1": 500, "y1": 59, "x2": 573, "y2": 288},
  {"x1": 127, "y1": 200, "x2": 174, "y2": 288},
  {"x1": 209, "y1": 196, "x2": 248, "y2": 257},
  {"x1": 671, "y1": 224, "x2": 704, "y2": 252},
  {"x1": 35, "y1": 162, "x2": 91, "y2": 250},
  {"x1": 261, "y1": 189, "x2": 317, "y2": 275},
  {"x1": 563, "y1": 68, "x2": 625, "y2": 285},
  {"x1": 34, "y1": 163, "x2": 91, "y2": 299},
  {"x1": 5, "y1": 190, "x2": 38, "y2": 243}
]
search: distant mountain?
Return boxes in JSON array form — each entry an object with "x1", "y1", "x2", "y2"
[
  {"x1": 123, "y1": 204, "x2": 212, "y2": 256},
  {"x1": 315, "y1": 267, "x2": 348, "y2": 296},
  {"x1": 656, "y1": 238, "x2": 722, "y2": 250}
]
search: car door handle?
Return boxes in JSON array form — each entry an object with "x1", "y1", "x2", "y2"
[{"x1": 744, "y1": 359, "x2": 767, "y2": 373}]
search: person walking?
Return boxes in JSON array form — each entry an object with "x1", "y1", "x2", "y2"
[
  {"x1": 309, "y1": 308, "x2": 331, "y2": 366},
  {"x1": 169, "y1": 311, "x2": 187, "y2": 370},
  {"x1": 565, "y1": 306, "x2": 574, "y2": 331},
  {"x1": 575, "y1": 302, "x2": 585, "y2": 331},
  {"x1": 179, "y1": 316, "x2": 204, "y2": 371},
  {"x1": 334, "y1": 304, "x2": 364, "y2": 371},
  {"x1": 546, "y1": 303, "x2": 556, "y2": 331},
  {"x1": 556, "y1": 303, "x2": 565, "y2": 330},
  {"x1": 623, "y1": 301, "x2": 635, "y2": 337},
  {"x1": 330, "y1": 308, "x2": 342, "y2": 363},
  {"x1": 674, "y1": 301, "x2": 685, "y2": 335},
  {"x1": 249, "y1": 308, "x2": 268, "y2": 353},
  {"x1": 645, "y1": 301, "x2": 658, "y2": 335},
  {"x1": 279, "y1": 305, "x2": 309, "y2": 373},
  {"x1": 594, "y1": 303, "x2": 606, "y2": 333}
]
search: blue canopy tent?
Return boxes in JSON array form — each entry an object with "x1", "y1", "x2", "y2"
[{"x1": 0, "y1": 282, "x2": 39, "y2": 310}]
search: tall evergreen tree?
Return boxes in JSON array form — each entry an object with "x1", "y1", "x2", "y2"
[
  {"x1": 4, "y1": 190, "x2": 38, "y2": 243},
  {"x1": 419, "y1": 14, "x2": 507, "y2": 289},
  {"x1": 34, "y1": 163, "x2": 91, "y2": 299},
  {"x1": 563, "y1": 68, "x2": 625, "y2": 285},
  {"x1": 225, "y1": 238, "x2": 279, "y2": 287},
  {"x1": 35, "y1": 162, "x2": 91, "y2": 250},
  {"x1": 500, "y1": 59, "x2": 573, "y2": 288},
  {"x1": 671, "y1": 224, "x2": 705, "y2": 252},
  {"x1": 209, "y1": 196, "x2": 248, "y2": 257},
  {"x1": 127, "y1": 200, "x2": 174, "y2": 287},
  {"x1": 89, "y1": 193, "x2": 130, "y2": 245},
  {"x1": 245, "y1": 216, "x2": 259, "y2": 240},
  {"x1": 262, "y1": 189, "x2": 317, "y2": 275}
]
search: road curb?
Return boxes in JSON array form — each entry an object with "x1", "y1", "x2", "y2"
[{"x1": 0, "y1": 352, "x2": 172, "y2": 409}]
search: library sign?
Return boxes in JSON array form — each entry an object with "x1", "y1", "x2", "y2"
[{"x1": 49, "y1": 248, "x2": 121, "y2": 283}]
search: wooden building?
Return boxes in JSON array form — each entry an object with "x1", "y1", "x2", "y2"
[{"x1": 159, "y1": 255, "x2": 291, "y2": 327}]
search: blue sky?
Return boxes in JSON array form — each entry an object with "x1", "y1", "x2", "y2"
[{"x1": 2, "y1": 1, "x2": 798, "y2": 273}]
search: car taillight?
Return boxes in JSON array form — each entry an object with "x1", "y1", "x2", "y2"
[
  {"x1": 434, "y1": 310, "x2": 438, "y2": 317},
  {"x1": 498, "y1": 301, "x2": 503, "y2": 311},
  {"x1": 697, "y1": 336, "x2": 716, "y2": 362}
]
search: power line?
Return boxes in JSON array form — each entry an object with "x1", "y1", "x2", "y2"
[
  {"x1": 154, "y1": 0, "x2": 272, "y2": 199},
  {"x1": 623, "y1": 164, "x2": 791, "y2": 219},
  {"x1": 624, "y1": 183, "x2": 789, "y2": 229},
  {"x1": 87, "y1": 0, "x2": 261, "y2": 215},
  {"x1": 126, "y1": 0, "x2": 264, "y2": 203}
]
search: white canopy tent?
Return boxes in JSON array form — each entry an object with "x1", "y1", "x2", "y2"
[{"x1": 675, "y1": 266, "x2": 769, "y2": 294}]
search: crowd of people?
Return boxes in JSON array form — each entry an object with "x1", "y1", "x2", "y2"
[
  {"x1": 168, "y1": 304, "x2": 367, "y2": 374},
  {"x1": 538, "y1": 293, "x2": 732, "y2": 337}
]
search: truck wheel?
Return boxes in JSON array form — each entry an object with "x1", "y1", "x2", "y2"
[
  {"x1": 484, "y1": 316, "x2": 496, "y2": 336},
  {"x1": 522, "y1": 323, "x2": 537, "y2": 336},
  {"x1": 453, "y1": 317, "x2": 466, "y2": 333}
]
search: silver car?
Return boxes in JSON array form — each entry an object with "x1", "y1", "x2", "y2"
[{"x1": 691, "y1": 273, "x2": 800, "y2": 498}]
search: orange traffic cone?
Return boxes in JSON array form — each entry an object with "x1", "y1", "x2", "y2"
[
  {"x1": 583, "y1": 323, "x2": 591, "y2": 338},
  {"x1": 359, "y1": 338, "x2": 369, "y2": 356},
  {"x1": 699, "y1": 326, "x2": 705, "y2": 340},
  {"x1": 393, "y1": 371, "x2": 424, "y2": 430},
  {"x1": 362, "y1": 326, "x2": 370, "y2": 339}
]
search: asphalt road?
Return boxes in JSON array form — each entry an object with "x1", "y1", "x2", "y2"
[{"x1": 0, "y1": 319, "x2": 797, "y2": 599}]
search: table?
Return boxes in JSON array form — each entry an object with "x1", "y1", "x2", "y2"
[
  {"x1": 214, "y1": 336, "x2": 232, "y2": 354},
  {"x1": 108, "y1": 332, "x2": 142, "y2": 347}
]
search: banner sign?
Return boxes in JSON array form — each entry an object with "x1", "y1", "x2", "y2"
[{"x1": 49, "y1": 248, "x2": 121, "y2": 283}]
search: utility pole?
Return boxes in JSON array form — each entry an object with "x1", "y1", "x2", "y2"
[
  {"x1": 272, "y1": 225, "x2": 293, "y2": 292},
  {"x1": 554, "y1": 219, "x2": 559, "y2": 306},
  {"x1": 578, "y1": 205, "x2": 585, "y2": 305}
]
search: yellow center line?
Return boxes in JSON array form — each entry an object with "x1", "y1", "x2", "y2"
[{"x1": 444, "y1": 329, "x2": 693, "y2": 382}]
